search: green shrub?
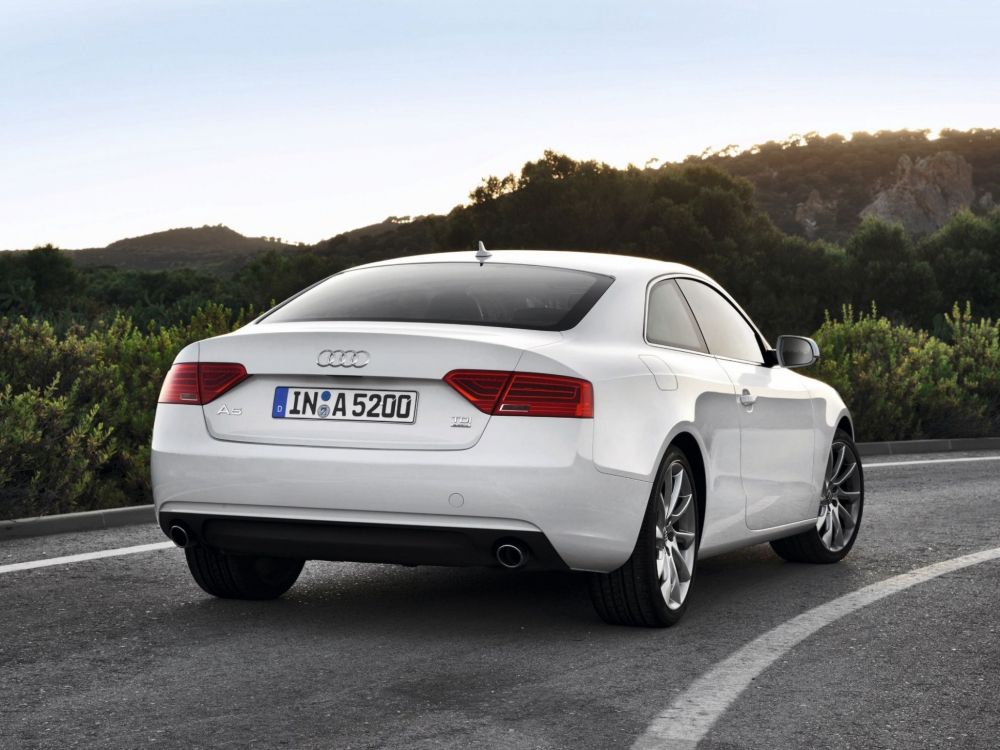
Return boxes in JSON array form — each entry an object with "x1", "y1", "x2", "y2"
[
  {"x1": 943, "y1": 303, "x2": 1000, "y2": 431},
  {"x1": 0, "y1": 305, "x2": 249, "y2": 518},
  {"x1": 811, "y1": 305, "x2": 996, "y2": 441},
  {"x1": 0, "y1": 379, "x2": 117, "y2": 518}
]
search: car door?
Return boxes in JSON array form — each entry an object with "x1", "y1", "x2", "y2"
[
  {"x1": 675, "y1": 278, "x2": 818, "y2": 530},
  {"x1": 642, "y1": 279, "x2": 744, "y2": 544}
]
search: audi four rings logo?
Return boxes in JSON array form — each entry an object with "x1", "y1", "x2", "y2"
[{"x1": 316, "y1": 349, "x2": 370, "y2": 368}]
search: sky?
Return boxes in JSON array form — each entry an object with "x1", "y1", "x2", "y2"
[{"x1": 2, "y1": 0, "x2": 998, "y2": 250}]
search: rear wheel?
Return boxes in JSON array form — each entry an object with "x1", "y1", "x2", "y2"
[
  {"x1": 184, "y1": 546, "x2": 305, "y2": 600},
  {"x1": 770, "y1": 429, "x2": 864, "y2": 564},
  {"x1": 588, "y1": 445, "x2": 700, "y2": 627}
]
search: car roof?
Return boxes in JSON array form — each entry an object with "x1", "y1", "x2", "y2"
[{"x1": 354, "y1": 249, "x2": 709, "y2": 283}]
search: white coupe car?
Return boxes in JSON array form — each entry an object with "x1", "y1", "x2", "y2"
[{"x1": 152, "y1": 249, "x2": 863, "y2": 627}]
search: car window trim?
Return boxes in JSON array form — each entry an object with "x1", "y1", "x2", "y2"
[
  {"x1": 643, "y1": 274, "x2": 714, "y2": 358},
  {"x1": 643, "y1": 277, "x2": 710, "y2": 354},
  {"x1": 675, "y1": 277, "x2": 770, "y2": 366},
  {"x1": 644, "y1": 273, "x2": 772, "y2": 366}
]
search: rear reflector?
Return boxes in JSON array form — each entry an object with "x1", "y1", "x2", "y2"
[
  {"x1": 444, "y1": 370, "x2": 593, "y2": 418},
  {"x1": 158, "y1": 362, "x2": 248, "y2": 405}
]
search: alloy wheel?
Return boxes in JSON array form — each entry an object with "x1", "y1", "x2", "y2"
[
  {"x1": 817, "y1": 440, "x2": 862, "y2": 552},
  {"x1": 654, "y1": 461, "x2": 697, "y2": 610}
]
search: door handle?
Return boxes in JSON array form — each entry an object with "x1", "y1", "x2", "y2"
[{"x1": 739, "y1": 389, "x2": 757, "y2": 407}]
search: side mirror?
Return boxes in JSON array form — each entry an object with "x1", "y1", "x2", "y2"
[{"x1": 776, "y1": 335, "x2": 820, "y2": 368}]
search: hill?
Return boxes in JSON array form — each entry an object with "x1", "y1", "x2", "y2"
[
  {"x1": 69, "y1": 225, "x2": 302, "y2": 274},
  {"x1": 4, "y1": 142, "x2": 1000, "y2": 341},
  {"x1": 692, "y1": 129, "x2": 1000, "y2": 241},
  {"x1": 312, "y1": 129, "x2": 1000, "y2": 257},
  {"x1": 43, "y1": 128, "x2": 1000, "y2": 273}
]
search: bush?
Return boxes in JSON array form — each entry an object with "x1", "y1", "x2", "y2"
[
  {"x1": 943, "y1": 303, "x2": 1000, "y2": 432},
  {"x1": 0, "y1": 305, "x2": 249, "y2": 520},
  {"x1": 0, "y1": 379, "x2": 116, "y2": 518},
  {"x1": 811, "y1": 305, "x2": 998, "y2": 441}
]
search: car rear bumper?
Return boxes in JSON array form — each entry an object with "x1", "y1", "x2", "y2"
[
  {"x1": 151, "y1": 405, "x2": 652, "y2": 572},
  {"x1": 159, "y1": 512, "x2": 570, "y2": 570}
]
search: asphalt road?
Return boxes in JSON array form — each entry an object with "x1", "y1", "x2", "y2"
[{"x1": 2, "y1": 452, "x2": 999, "y2": 750}]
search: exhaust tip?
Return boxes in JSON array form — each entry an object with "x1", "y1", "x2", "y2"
[
  {"x1": 496, "y1": 542, "x2": 528, "y2": 570},
  {"x1": 169, "y1": 524, "x2": 191, "y2": 549}
]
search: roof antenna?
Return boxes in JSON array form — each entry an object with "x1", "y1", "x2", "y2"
[{"x1": 476, "y1": 241, "x2": 492, "y2": 265}]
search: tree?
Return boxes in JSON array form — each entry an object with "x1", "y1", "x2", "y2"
[
  {"x1": 919, "y1": 210, "x2": 1000, "y2": 318},
  {"x1": 845, "y1": 219, "x2": 940, "y2": 326},
  {"x1": 23, "y1": 245, "x2": 77, "y2": 308}
]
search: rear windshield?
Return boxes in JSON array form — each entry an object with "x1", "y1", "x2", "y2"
[{"x1": 260, "y1": 262, "x2": 614, "y2": 331}]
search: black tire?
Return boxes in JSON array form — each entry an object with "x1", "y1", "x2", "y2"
[
  {"x1": 770, "y1": 428, "x2": 865, "y2": 564},
  {"x1": 588, "y1": 445, "x2": 701, "y2": 627},
  {"x1": 184, "y1": 546, "x2": 305, "y2": 600}
]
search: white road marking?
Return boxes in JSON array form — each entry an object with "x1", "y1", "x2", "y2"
[
  {"x1": 866, "y1": 455, "x2": 1000, "y2": 468},
  {"x1": 631, "y1": 545, "x2": 1000, "y2": 750},
  {"x1": 0, "y1": 542, "x2": 175, "y2": 575}
]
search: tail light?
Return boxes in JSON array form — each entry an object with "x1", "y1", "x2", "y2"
[
  {"x1": 442, "y1": 370, "x2": 511, "y2": 413},
  {"x1": 158, "y1": 363, "x2": 248, "y2": 405},
  {"x1": 444, "y1": 370, "x2": 593, "y2": 418},
  {"x1": 495, "y1": 372, "x2": 594, "y2": 418}
]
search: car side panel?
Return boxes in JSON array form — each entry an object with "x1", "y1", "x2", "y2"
[
  {"x1": 712, "y1": 360, "x2": 819, "y2": 530},
  {"x1": 802, "y1": 375, "x2": 855, "y2": 492},
  {"x1": 519, "y1": 341, "x2": 750, "y2": 556}
]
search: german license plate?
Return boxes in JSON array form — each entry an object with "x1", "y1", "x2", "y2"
[{"x1": 271, "y1": 387, "x2": 417, "y2": 423}]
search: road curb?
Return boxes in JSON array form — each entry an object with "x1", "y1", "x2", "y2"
[
  {"x1": 0, "y1": 505, "x2": 155, "y2": 540},
  {"x1": 856, "y1": 437, "x2": 1000, "y2": 457}
]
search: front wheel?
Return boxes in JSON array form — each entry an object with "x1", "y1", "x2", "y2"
[
  {"x1": 770, "y1": 429, "x2": 864, "y2": 564},
  {"x1": 588, "y1": 445, "x2": 700, "y2": 627},
  {"x1": 184, "y1": 546, "x2": 305, "y2": 600}
]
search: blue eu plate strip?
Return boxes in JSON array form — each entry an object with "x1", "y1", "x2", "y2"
[{"x1": 272, "y1": 387, "x2": 289, "y2": 418}]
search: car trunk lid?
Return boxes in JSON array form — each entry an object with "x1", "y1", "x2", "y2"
[{"x1": 197, "y1": 321, "x2": 561, "y2": 450}]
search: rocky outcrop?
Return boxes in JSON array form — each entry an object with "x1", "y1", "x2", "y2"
[
  {"x1": 795, "y1": 189, "x2": 837, "y2": 239},
  {"x1": 860, "y1": 152, "x2": 975, "y2": 234}
]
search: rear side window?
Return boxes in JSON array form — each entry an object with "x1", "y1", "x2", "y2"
[
  {"x1": 646, "y1": 279, "x2": 708, "y2": 353},
  {"x1": 676, "y1": 279, "x2": 764, "y2": 364},
  {"x1": 261, "y1": 263, "x2": 614, "y2": 331}
]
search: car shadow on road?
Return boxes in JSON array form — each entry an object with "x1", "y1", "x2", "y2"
[{"x1": 175, "y1": 542, "x2": 869, "y2": 642}]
